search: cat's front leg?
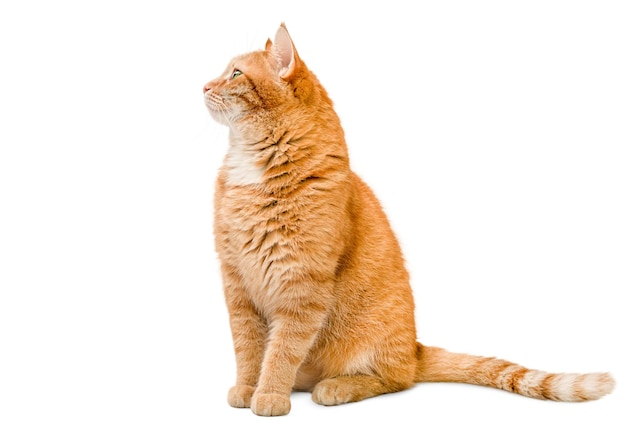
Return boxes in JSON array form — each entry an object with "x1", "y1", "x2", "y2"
[
  {"x1": 251, "y1": 285, "x2": 330, "y2": 416},
  {"x1": 221, "y1": 265, "x2": 267, "y2": 408}
]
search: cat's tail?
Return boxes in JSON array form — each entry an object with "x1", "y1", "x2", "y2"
[{"x1": 415, "y1": 342, "x2": 615, "y2": 401}]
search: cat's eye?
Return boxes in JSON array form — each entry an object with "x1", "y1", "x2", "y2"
[{"x1": 231, "y1": 69, "x2": 243, "y2": 80}]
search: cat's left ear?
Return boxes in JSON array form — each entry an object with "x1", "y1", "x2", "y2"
[{"x1": 271, "y1": 23, "x2": 300, "y2": 80}]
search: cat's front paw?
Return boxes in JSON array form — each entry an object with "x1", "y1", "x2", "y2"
[
  {"x1": 250, "y1": 393, "x2": 291, "y2": 416},
  {"x1": 227, "y1": 385, "x2": 255, "y2": 408}
]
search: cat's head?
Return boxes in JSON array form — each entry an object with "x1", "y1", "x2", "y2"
[{"x1": 203, "y1": 24, "x2": 326, "y2": 137}]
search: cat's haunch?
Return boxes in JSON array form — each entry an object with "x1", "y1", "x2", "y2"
[{"x1": 204, "y1": 23, "x2": 614, "y2": 417}]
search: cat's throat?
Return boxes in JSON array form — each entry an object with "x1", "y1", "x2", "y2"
[{"x1": 225, "y1": 142, "x2": 266, "y2": 186}]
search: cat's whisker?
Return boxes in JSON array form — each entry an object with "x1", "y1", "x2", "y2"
[{"x1": 205, "y1": 92, "x2": 239, "y2": 129}]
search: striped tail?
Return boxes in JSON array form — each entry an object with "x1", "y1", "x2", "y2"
[{"x1": 415, "y1": 343, "x2": 615, "y2": 401}]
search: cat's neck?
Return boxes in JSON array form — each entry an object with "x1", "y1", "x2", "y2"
[
  {"x1": 223, "y1": 122, "x2": 348, "y2": 190},
  {"x1": 224, "y1": 139, "x2": 266, "y2": 187}
]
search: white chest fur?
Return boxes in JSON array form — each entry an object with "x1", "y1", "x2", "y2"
[{"x1": 224, "y1": 136, "x2": 266, "y2": 187}]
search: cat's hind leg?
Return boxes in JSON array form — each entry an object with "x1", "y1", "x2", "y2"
[
  {"x1": 312, "y1": 375, "x2": 410, "y2": 406},
  {"x1": 311, "y1": 340, "x2": 417, "y2": 406}
]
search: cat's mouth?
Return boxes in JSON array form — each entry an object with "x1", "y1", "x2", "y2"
[
  {"x1": 204, "y1": 91, "x2": 221, "y2": 109},
  {"x1": 205, "y1": 92, "x2": 230, "y2": 124}
]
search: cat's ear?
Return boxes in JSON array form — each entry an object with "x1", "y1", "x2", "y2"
[
  {"x1": 272, "y1": 23, "x2": 299, "y2": 80},
  {"x1": 265, "y1": 38, "x2": 273, "y2": 50}
]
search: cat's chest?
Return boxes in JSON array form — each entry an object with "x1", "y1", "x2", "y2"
[
  {"x1": 224, "y1": 144, "x2": 265, "y2": 187},
  {"x1": 215, "y1": 183, "x2": 303, "y2": 291}
]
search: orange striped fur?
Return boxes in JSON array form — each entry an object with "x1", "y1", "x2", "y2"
[{"x1": 204, "y1": 24, "x2": 614, "y2": 416}]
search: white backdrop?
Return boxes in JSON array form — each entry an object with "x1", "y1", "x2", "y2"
[{"x1": 1, "y1": 1, "x2": 624, "y2": 430}]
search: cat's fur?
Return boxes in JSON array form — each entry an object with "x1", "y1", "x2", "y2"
[{"x1": 204, "y1": 24, "x2": 615, "y2": 416}]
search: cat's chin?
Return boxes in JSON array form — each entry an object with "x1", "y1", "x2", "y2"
[{"x1": 206, "y1": 108, "x2": 229, "y2": 126}]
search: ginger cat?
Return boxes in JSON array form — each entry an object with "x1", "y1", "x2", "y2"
[{"x1": 203, "y1": 24, "x2": 615, "y2": 416}]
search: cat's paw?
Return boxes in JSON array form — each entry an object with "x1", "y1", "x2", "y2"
[
  {"x1": 250, "y1": 393, "x2": 291, "y2": 416},
  {"x1": 227, "y1": 385, "x2": 255, "y2": 408},
  {"x1": 312, "y1": 378, "x2": 354, "y2": 406}
]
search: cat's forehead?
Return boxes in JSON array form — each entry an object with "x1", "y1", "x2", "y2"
[{"x1": 228, "y1": 50, "x2": 275, "y2": 73}]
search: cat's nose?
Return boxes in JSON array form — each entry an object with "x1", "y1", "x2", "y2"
[{"x1": 203, "y1": 83, "x2": 211, "y2": 94}]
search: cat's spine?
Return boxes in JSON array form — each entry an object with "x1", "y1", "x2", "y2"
[{"x1": 415, "y1": 343, "x2": 615, "y2": 401}]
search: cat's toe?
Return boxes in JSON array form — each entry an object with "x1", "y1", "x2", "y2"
[
  {"x1": 312, "y1": 379, "x2": 353, "y2": 406},
  {"x1": 227, "y1": 385, "x2": 255, "y2": 408},
  {"x1": 250, "y1": 393, "x2": 291, "y2": 416}
]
